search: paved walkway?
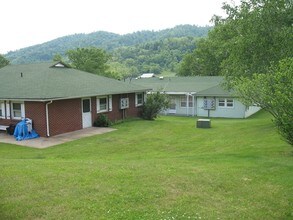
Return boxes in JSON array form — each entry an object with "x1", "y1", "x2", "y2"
[{"x1": 0, "y1": 127, "x2": 116, "y2": 149}]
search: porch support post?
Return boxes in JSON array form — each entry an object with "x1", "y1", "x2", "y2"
[{"x1": 186, "y1": 94, "x2": 189, "y2": 116}]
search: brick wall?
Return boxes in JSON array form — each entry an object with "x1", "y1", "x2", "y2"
[
  {"x1": 48, "y1": 99, "x2": 82, "y2": 136},
  {"x1": 95, "y1": 93, "x2": 142, "y2": 122},
  {"x1": 25, "y1": 101, "x2": 47, "y2": 137},
  {"x1": 0, "y1": 118, "x2": 20, "y2": 126},
  {"x1": 1, "y1": 93, "x2": 142, "y2": 137}
]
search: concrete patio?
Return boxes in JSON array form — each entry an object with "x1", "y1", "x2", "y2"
[{"x1": 0, "y1": 127, "x2": 116, "y2": 149}]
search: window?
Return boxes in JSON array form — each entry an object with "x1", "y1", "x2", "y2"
[
  {"x1": 135, "y1": 93, "x2": 143, "y2": 107},
  {"x1": 180, "y1": 96, "x2": 193, "y2": 108},
  {"x1": 82, "y1": 99, "x2": 91, "y2": 113},
  {"x1": 11, "y1": 102, "x2": 24, "y2": 119},
  {"x1": 97, "y1": 96, "x2": 108, "y2": 112},
  {"x1": 169, "y1": 97, "x2": 176, "y2": 110},
  {"x1": 226, "y1": 99, "x2": 234, "y2": 107},
  {"x1": 218, "y1": 99, "x2": 226, "y2": 107},
  {"x1": 218, "y1": 98, "x2": 234, "y2": 108}
]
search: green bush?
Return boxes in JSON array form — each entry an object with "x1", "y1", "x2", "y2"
[
  {"x1": 142, "y1": 92, "x2": 170, "y2": 120},
  {"x1": 93, "y1": 114, "x2": 112, "y2": 127}
]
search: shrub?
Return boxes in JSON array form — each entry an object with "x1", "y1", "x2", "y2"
[
  {"x1": 142, "y1": 92, "x2": 170, "y2": 120},
  {"x1": 93, "y1": 114, "x2": 112, "y2": 127}
]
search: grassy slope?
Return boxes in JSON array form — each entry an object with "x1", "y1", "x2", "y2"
[{"x1": 0, "y1": 111, "x2": 292, "y2": 219}]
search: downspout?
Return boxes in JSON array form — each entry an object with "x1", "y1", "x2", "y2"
[
  {"x1": 46, "y1": 101, "x2": 53, "y2": 137},
  {"x1": 192, "y1": 95, "x2": 195, "y2": 116},
  {"x1": 186, "y1": 94, "x2": 189, "y2": 116}
]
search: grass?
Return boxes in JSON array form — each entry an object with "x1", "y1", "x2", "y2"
[{"x1": 0, "y1": 111, "x2": 292, "y2": 219}]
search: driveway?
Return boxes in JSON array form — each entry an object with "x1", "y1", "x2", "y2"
[{"x1": 0, "y1": 127, "x2": 116, "y2": 149}]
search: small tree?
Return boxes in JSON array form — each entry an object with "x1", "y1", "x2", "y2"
[
  {"x1": 0, "y1": 54, "x2": 9, "y2": 69},
  {"x1": 142, "y1": 92, "x2": 170, "y2": 120},
  {"x1": 52, "y1": 53, "x2": 64, "y2": 62}
]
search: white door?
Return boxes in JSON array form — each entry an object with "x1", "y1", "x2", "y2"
[
  {"x1": 168, "y1": 97, "x2": 177, "y2": 114},
  {"x1": 82, "y1": 98, "x2": 92, "y2": 128}
]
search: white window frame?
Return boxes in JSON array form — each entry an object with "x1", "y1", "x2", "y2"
[
  {"x1": 11, "y1": 102, "x2": 25, "y2": 119},
  {"x1": 180, "y1": 96, "x2": 193, "y2": 108},
  {"x1": 97, "y1": 96, "x2": 108, "y2": 113},
  {"x1": 135, "y1": 93, "x2": 144, "y2": 107},
  {"x1": 218, "y1": 98, "x2": 234, "y2": 108},
  {"x1": 0, "y1": 101, "x2": 5, "y2": 118},
  {"x1": 169, "y1": 97, "x2": 176, "y2": 110}
]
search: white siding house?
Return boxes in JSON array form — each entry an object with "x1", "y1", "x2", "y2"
[{"x1": 130, "y1": 76, "x2": 260, "y2": 118}]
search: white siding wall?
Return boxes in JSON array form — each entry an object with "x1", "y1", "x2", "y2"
[
  {"x1": 196, "y1": 97, "x2": 246, "y2": 118},
  {"x1": 245, "y1": 106, "x2": 261, "y2": 118},
  {"x1": 162, "y1": 95, "x2": 260, "y2": 118},
  {"x1": 165, "y1": 95, "x2": 196, "y2": 116}
]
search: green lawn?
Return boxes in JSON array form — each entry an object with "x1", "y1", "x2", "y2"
[{"x1": 0, "y1": 111, "x2": 292, "y2": 219}]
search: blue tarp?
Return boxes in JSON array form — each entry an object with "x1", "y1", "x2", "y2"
[{"x1": 13, "y1": 119, "x2": 39, "y2": 141}]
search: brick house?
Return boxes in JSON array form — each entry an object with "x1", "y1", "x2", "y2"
[{"x1": 0, "y1": 62, "x2": 149, "y2": 137}]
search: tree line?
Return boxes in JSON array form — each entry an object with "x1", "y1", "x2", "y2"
[{"x1": 4, "y1": 25, "x2": 211, "y2": 65}]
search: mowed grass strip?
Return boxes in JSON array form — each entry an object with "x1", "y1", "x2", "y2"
[{"x1": 0, "y1": 111, "x2": 292, "y2": 219}]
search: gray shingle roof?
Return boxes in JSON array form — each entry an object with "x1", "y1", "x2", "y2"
[
  {"x1": 0, "y1": 62, "x2": 149, "y2": 101},
  {"x1": 129, "y1": 76, "x2": 231, "y2": 96}
]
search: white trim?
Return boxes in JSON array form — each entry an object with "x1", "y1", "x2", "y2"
[
  {"x1": 218, "y1": 98, "x2": 234, "y2": 108},
  {"x1": 6, "y1": 102, "x2": 10, "y2": 119},
  {"x1": 97, "y1": 96, "x2": 108, "y2": 113},
  {"x1": 135, "y1": 93, "x2": 143, "y2": 107},
  {"x1": 180, "y1": 95, "x2": 194, "y2": 108},
  {"x1": 82, "y1": 98, "x2": 92, "y2": 128},
  {"x1": 108, "y1": 95, "x2": 112, "y2": 112},
  {"x1": 11, "y1": 102, "x2": 25, "y2": 120},
  {"x1": 46, "y1": 101, "x2": 53, "y2": 137},
  {"x1": 0, "y1": 101, "x2": 5, "y2": 118},
  {"x1": 82, "y1": 98, "x2": 91, "y2": 113}
]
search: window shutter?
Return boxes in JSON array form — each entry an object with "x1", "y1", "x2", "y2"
[
  {"x1": 109, "y1": 95, "x2": 112, "y2": 111},
  {"x1": 21, "y1": 103, "x2": 25, "y2": 118},
  {"x1": 6, "y1": 103, "x2": 10, "y2": 119},
  {"x1": 96, "y1": 98, "x2": 100, "y2": 113}
]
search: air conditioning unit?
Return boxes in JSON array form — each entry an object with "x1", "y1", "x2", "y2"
[
  {"x1": 120, "y1": 98, "x2": 129, "y2": 109},
  {"x1": 196, "y1": 119, "x2": 211, "y2": 128}
]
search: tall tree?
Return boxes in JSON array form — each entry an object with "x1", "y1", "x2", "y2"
[
  {"x1": 178, "y1": 0, "x2": 293, "y2": 145},
  {"x1": 236, "y1": 58, "x2": 293, "y2": 145},
  {"x1": 217, "y1": 0, "x2": 293, "y2": 79},
  {"x1": 220, "y1": 0, "x2": 293, "y2": 145},
  {"x1": 0, "y1": 54, "x2": 9, "y2": 68},
  {"x1": 179, "y1": 0, "x2": 292, "y2": 77},
  {"x1": 66, "y1": 47, "x2": 111, "y2": 77}
]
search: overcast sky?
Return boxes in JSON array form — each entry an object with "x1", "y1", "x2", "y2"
[{"x1": 0, "y1": 0, "x2": 238, "y2": 54}]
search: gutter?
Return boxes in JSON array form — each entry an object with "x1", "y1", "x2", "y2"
[{"x1": 45, "y1": 101, "x2": 53, "y2": 137}]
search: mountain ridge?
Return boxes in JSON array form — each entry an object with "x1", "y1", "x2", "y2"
[{"x1": 5, "y1": 24, "x2": 212, "y2": 64}]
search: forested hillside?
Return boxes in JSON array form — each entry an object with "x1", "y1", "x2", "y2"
[
  {"x1": 111, "y1": 36, "x2": 198, "y2": 75},
  {"x1": 4, "y1": 25, "x2": 211, "y2": 74}
]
